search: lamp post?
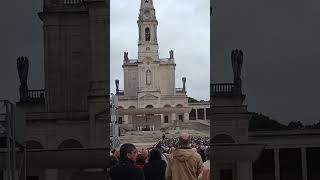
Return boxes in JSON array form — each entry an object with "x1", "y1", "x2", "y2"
[{"x1": 110, "y1": 93, "x2": 120, "y2": 150}]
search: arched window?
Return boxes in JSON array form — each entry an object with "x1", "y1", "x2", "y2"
[
  {"x1": 146, "y1": 70, "x2": 151, "y2": 85},
  {"x1": 145, "y1": 27, "x2": 150, "y2": 41},
  {"x1": 145, "y1": 105, "x2": 154, "y2": 108},
  {"x1": 118, "y1": 117, "x2": 123, "y2": 124}
]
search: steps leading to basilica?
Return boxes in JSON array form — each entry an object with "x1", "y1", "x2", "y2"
[
  {"x1": 179, "y1": 121, "x2": 210, "y2": 134},
  {"x1": 119, "y1": 121, "x2": 210, "y2": 146}
]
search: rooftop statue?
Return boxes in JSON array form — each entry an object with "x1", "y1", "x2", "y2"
[
  {"x1": 17, "y1": 56, "x2": 29, "y2": 101},
  {"x1": 124, "y1": 52, "x2": 129, "y2": 61},
  {"x1": 115, "y1": 79, "x2": 119, "y2": 94},
  {"x1": 231, "y1": 49, "x2": 243, "y2": 83},
  {"x1": 17, "y1": 56, "x2": 29, "y2": 85},
  {"x1": 231, "y1": 50, "x2": 243, "y2": 94},
  {"x1": 169, "y1": 50, "x2": 174, "y2": 59}
]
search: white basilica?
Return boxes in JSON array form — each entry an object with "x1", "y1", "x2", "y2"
[{"x1": 114, "y1": 0, "x2": 209, "y2": 131}]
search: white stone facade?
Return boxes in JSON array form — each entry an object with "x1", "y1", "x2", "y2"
[{"x1": 115, "y1": 0, "x2": 191, "y2": 127}]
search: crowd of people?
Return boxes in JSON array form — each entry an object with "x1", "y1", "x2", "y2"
[
  {"x1": 109, "y1": 133, "x2": 210, "y2": 180},
  {"x1": 155, "y1": 135, "x2": 209, "y2": 149}
]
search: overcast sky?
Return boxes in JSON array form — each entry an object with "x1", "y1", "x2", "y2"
[
  {"x1": 110, "y1": 0, "x2": 210, "y2": 101},
  {"x1": 0, "y1": 0, "x2": 319, "y2": 125},
  {"x1": 212, "y1": 0, "x2": 320, "y2": 124},
  {"x1": 0, "y1": 0, "x2": 43, "y2": 103}
]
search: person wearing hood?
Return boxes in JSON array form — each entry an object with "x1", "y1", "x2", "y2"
[
  {"x1": 144, "y1": 148, "x2": 167, "y2": 180},
  {"x1": 165, "y1": 133, "x2": 204, "y2": 180},
  {"x1": 110, "y1": 143, "x2": 145, "y2": 180}
]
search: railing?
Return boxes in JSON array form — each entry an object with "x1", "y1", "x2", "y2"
[
  {"x1": 64, "y1": 0, "x2": 83, "y2": 5},
  {"x1": 26, "y1": 89, "x2": 45, "y2": 103},
  {"x1": 43, "y1": 0, "x2": 86, "y2": 11},
  {"x1": 116, "y1": 90, "x2": 124, "y2": 96},
  {"x1": 28, "y1": 89, "x2": 45, "y2": 99},
  {"x1": 175, "y1": 88, "x2": 185, "y2": 93},
  {"x1": 211, "y1": 83, "x2": 239, "y2": 96}
]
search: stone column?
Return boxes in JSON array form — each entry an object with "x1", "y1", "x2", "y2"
[
  {"x1": 212, "y1": 164, "x2": 220, "y2": 180},
  {"x1": 274, "y1": 148, "x2": 280, "y2": 180},
  {"x1": 171, "y1": 113, "x2": 177, "y2": 130},
  {"x1": 45, "y1": 169, "x2": 58, "y2": 180},
  {"x1": 183, "y1": 113, "x2": 189, "y2": 122},
  {"x1": 2, "y1": 170, "x2": 9, "y2": 180},
  {"x1": 128, "y1": 115, "x2": 132, "y2": 124},
  {"x1": 301, "y1": 147, "x2": 308, "y2": 180},
  {"x1": 204, "y1": 108, "x2": 207, "y2": 120},
  {"x1": 89, "y1": 104, "x2": 96, "y2": 147},
  {"x1": 88, "y1": 5, "x2": 107, "y2": 94},
  {"x1": 195, "y1": 109, "x2": 198, "y2": 120},
  {"x1": 237, "y1": 161, "x2": 253, "y2": 180},
  {"x1": 171, "y1": 113, "x2": 176, "y2": 121},
  {"x1": 124, "y1": 115, "x2": 128, "y2": 124},
  {"x1": 160, "y1": 114, "x2": 164, "y2": 123}
]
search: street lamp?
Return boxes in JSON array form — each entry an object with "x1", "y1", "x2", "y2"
[{"x1": 110, "y1": 93, "x2": 120, "y2": 150}]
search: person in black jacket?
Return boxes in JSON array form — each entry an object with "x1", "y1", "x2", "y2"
[
  {"x1": 143, "y1": 148, "x2": 167, "y2": 180},
  {"x1": 110, "y1": 143, "x2": 145, "y2": 180}
]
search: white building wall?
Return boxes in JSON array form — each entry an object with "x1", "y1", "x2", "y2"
[{"x1": 124, "y1": 66, "x2": 138, "y2": 97}]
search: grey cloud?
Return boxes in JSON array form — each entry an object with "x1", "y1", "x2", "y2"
[{"x1": 212, "y1": 0, "x2": 320, "y2": 124}]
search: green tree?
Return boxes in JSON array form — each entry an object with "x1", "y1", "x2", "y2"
[
  {"x1": 287, "y1": 121, "x2": 304, "y2": 130},
  {"x1": 188, "y1": 97, "x2": 199, "y2": 103},
  {"x1": 249, "y1": 112, "x2": 287, "y2": 131}
]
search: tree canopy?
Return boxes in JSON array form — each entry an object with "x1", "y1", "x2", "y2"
[
  {"x1": 249, "y1": 112, "x2": 287, "y2": 131},
  {"x1": 249, "y1": 112, "x2": 320, "y2": 131},
  {"x1": 188, "y1": 97, "x2": 199, "y2": 103}
]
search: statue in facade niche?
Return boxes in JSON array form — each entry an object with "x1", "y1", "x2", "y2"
[
  {"x1": 169, "y1": 50, "x2": 174, "y2": 59},
  {"x1": 17, "y1": 56, "x2": 29, "y2": 101}
]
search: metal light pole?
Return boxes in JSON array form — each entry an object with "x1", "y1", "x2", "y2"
[
  {"x1": 110, "y1": 93, "x2": 120, "y2": 150},
  {"x1": 0, "y1": 100, "x2": 19, "y2": 180}
]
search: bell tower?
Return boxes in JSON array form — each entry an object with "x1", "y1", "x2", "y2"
[{"x1": 137, "y1": 0, "x2": 159, "y2": 61}]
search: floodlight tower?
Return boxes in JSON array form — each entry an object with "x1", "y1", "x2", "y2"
[{"x1": 0, "y1": 100, "x2": 26, "y2": 180}]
